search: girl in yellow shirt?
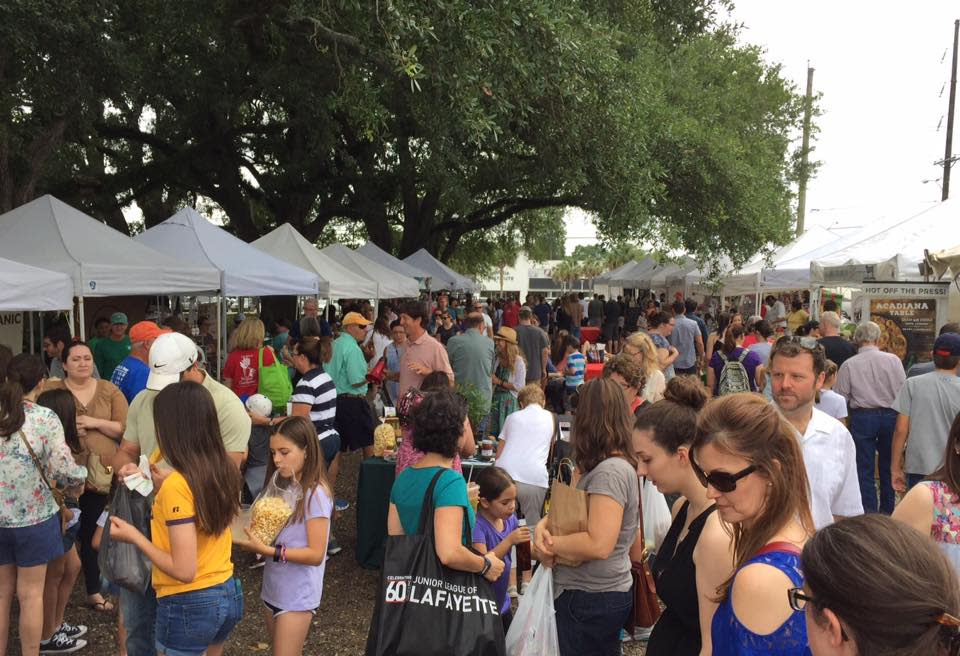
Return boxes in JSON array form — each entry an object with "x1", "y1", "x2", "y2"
[{"x1": 109, "y1": 381, "x2": 243, "y2": 656}]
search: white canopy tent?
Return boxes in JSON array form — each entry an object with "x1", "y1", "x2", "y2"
[
  {"x1": 252, "y1": 224, "x2": 378, "y2": 299},
  {"x1": 646, "y1": 257, "x2": 699, "y2": 290},
  {"x1": 929, "y1": 245, "x2": 960, "y2": 281},
  {"x1": 0, "y1": 195, "x2": 221, "y2": 298},
  {"x1": 596, "y1": 257, "x2": 661, "y2": 287},
  {"x1": 718, "y1": 226, "x2": 841, "y2": 296},
  {"x1": 357, "y1": 241, "x2": 431, "y2": 284},
  {"x1": 136, "y1": 208, "x2": 320, "y2": 296},
  {"x1": 320, "y1": 244, "x2": 420, "y2": 299},
  {"x1": 811, "y1": 199, "x2": 960, "y2": 285},
  {"x1": 0, "y1": 195, "x2": 222, "y2": 338},
  {"x1": 0, "y1": 256, "x2": 74, "y2": 311},
  {"x1": 403, "y1": 248, "x2": 476, "y2": 292}
]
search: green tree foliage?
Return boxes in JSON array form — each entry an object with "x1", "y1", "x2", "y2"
[{"x1": 7, "y1": 0, "x2": 810, "y2": 269}]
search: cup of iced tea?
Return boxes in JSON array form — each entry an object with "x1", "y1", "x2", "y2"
[{"x1": 467, "y1": 482, "x2": 480, "y2": 512}]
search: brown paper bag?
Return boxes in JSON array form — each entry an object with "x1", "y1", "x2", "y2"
[{"x1": 546, "y1": 464, "x2": 589, "y2": 567}]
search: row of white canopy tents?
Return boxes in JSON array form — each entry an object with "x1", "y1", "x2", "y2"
[
  {"x1": 356, "y1": 241, "x2": 478, "y2": 292},
  {"x1": 596, "y1": 197, "x2": 960, "y2": 300},
  {"x1": 0, "y1": 195, "x2": 470, "y2": 356}
]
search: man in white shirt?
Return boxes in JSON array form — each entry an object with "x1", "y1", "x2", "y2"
[
  {"x1": 769, "y1": 336, "x2": 863, "y2": 528},
  {"x1": 764, "y1": 294, "x2": 787, "y2": 333}
]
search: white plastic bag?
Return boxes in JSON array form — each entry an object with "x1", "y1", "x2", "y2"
[
  {"x1": 505, "y1": 566, "x2": 560, "y2": 656},
  {"x1": 642, "y1": 478, "x2": 672, "y2": 552}
]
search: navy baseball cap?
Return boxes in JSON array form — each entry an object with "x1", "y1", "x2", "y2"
[{"x1": 934, "y1": 333, "x2": 960, "y2": 357}]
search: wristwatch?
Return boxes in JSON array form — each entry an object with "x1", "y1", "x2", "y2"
[{"x1": 478, "y1": 554, "x2": 492, "y2": 577}]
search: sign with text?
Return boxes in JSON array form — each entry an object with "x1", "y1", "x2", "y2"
[
  {"x1": 0, "y1": 312, "x2": 24, "y2": 354},
  {"x1": 856, "y1": 282, "x2": 950, "y2": 368}
]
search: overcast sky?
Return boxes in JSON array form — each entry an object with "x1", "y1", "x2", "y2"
[{"x1": 566, "y1": 2, "x2": 959, "y2": 254}]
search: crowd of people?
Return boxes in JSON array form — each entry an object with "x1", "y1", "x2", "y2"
[{"x1": 2, "y1": 288, "x2": 960, "y2": 656}]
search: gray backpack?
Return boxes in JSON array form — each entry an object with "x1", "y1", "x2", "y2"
[{"x1": 717, "y1": 350, "x2": 752, "y2": 395}]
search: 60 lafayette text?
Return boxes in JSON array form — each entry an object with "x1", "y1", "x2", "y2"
[{"x1": 383, "y1": 576, "x2": 498, "y2": 615}]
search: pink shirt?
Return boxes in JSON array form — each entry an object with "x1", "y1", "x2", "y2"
[{"x1": 399, "y1": 331, "x2": 454, "y2": 393}]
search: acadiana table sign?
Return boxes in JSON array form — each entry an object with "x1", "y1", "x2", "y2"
[{"x1": 855, "y1": 283, "x2": 950, "y2": 368}]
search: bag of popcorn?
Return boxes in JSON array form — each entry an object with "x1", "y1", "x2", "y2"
[{"x1": 248, "y1": 470, "x2": 303, "y2": 545}]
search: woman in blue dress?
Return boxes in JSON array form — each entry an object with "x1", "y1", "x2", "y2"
[{"x1": 690, "y1": 393, "x2": 814, "y2": 656}]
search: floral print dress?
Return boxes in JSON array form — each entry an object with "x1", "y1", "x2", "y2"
[{"x1": 925, "y1": 480, "x2": 960, "y2": 577}]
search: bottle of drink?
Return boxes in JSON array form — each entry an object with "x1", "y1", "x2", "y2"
[{"x1": 514, "y1": 507, "x2": 531, "y2": 575}]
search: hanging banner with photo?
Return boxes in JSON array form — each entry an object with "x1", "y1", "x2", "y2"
[
  {"x1": 0, "y1": 312, "x2": 24, "y2": 354},
  {"x1": 856, "y1": 283, "x2": 950, "y2": 369}
]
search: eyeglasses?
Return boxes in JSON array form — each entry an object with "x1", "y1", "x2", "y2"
[
  {"x1": 691, "y1": 459, "x2": 757, "y2": 493},
  {"x1": 788, "y1": 588, "x2": 850, "y2": 641},
  {"x1": 776, "y1": 335, "x2": 821, "y2": 351}
]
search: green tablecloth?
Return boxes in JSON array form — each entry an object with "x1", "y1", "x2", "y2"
[{"x1": 355, "y1": 457, "x2": 493, "y2": 570}]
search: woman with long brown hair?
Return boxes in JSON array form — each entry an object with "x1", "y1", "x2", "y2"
[
  {"x1": 0, "y1": 354, "x2": 87, "y2": 655},
  {"x1": 235, "y1": 415, "x2": 333, "y2": 655},
  {"x1": 109, "y1": 381, "x2": 243, "y2": 656},
  {"x1": 489, "y1": 326, "x2": 526, "y2": 436},
  {"x1": 534, "y1": 378, "x2": 640, "y2": 655},
  {"x1": 799, "y1": 514, "x2": 960, "y2": 656},
  {"x1": 690, "y1": 392, "x2": 814, "y2": 655},
  {"x1": 892, "y1": 410, "x2": 960, "y2": 576}
]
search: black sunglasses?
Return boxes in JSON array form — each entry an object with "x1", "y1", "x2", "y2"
[
  {"x1": 691, "y1": 459, "x2": 757, "y2": 493},
  {"x1": 776, "y1": 335, "x2": 822, "y2": 351},
  {"x1": 788, "y1": 588, "x2": 850, "y2": 641}
]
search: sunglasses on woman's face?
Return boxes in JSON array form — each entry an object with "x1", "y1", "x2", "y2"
[{"x1": 691, "y1": 459, "x2": 757, "y2": 493}]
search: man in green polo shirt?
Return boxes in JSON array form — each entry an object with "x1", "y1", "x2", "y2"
[
  {"x1": 94, "y1": 312, "x2": 132, "y2": 379},
  {"x1": 328, "y1": 311, "x2": 375, "y2": 458}
]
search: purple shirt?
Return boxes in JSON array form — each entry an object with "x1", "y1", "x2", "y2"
[
  {"x1": 261, "y1": 485, "x2": 333, "y2": 611},
  {"x1": 473, "y1": 513, "x2": 518, "y2": 615},
  {"x1": 708, "y1": 347, "x2": 762, "y2": 394}
]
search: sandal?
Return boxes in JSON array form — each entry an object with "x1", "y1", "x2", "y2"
[{"x1": 86, "y1": 595, "x2": 115, "y2": 612}]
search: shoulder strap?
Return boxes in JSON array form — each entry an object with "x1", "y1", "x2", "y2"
[
  {"x1": 546, "y1": 411, "x2": 559, "y2": 474},
  {"x1": 718, "y1": 350, "x2": 728, "y2": 363},
  {"x1": 18, "y1": 431, "x2": 56, "y2": 495},
  {"x1": 416, "y1": 469, "x2": 452, "y2": 536},
  {"x1": 736, "y1": 349, "x2": 749, "y2": 363},
  {"x1": 752, "y1": 541, "x2": 802, "y2": 558}
]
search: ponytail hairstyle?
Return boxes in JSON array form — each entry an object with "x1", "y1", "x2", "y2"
[
  {"x1": 691, "y1": 393, "x2": 814, "y2": 601},
  {"x1": 268, "y1": 415, "x2": 330, "y2": 524},
  {"x1": 722, "y1": 324, "x2": 745, "y2": 356},
  {"x1": 152, "y1": 381, "x2": 241, "y2": 535},
  {"x1": 802, "y1": 514, "x2": 960, "y2": 656},
  {"x1": 37, "y1": 388, "x2": 82, "y2": 454},
  {"x1": 476, "y1": 466, "x2": 515, "y2": 504},
  {"x1": 1, "y1": 354, "x2": 48, "y2": 438},
  {"x1": 634, "y1": 376, "x2": 708, "y2": 453}
]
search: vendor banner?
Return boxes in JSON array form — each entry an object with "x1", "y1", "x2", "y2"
[
  {"x1": 857, "y1": 283, "x2": 950, "y2": 368},
  {"x1": 0, "y1": 312, "x2": 24, "y2": 354}
]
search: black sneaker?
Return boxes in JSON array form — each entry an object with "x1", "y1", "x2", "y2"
[
  {"x1": 39, "y1": 630, "x2": 87, "y2": 654},
  {"x1": 327, "y1": 536, "x2": 342, "y2": 556},
  {"x1": 58, "y1": 622, "x2": 88, "y2": 639}
]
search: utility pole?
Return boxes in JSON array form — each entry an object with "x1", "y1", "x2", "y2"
[
  {"x1": 796, "y1": 65, "x2": 815, "y2": 235},
  {"x1": 943, "y1": 19, "x2": 959, "y2": 201}
]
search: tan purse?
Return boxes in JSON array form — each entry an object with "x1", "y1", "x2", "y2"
[
  {"x1": 624, "y1": 478, "x2": 662, "y2": 632},
  {"x1": 19, "y1": 431, "x2": 71, "y2": 534}
]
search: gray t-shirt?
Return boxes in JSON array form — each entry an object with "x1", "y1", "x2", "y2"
[
  {"x1": 553, "y1": 457, "x2": 639, "y2": 595},
  {"x1": 516, "y1": 325, "x2": 549, "y2": 382},
  {"x1": 891, "y1": 371, "x2": 960, "y2": 475}
]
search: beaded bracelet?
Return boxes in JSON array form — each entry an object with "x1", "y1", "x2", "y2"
[{"x1": 280, "y1": 545, "x2": 288, "y2": 564}]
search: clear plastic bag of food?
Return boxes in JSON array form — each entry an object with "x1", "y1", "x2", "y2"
[{"x1": 248, "y1": 470, "x2": 302, "y2": 545}]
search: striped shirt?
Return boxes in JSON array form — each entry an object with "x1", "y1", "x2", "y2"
[{"x1": 291, "y1": 367, "x2": 338, "y2": 441}]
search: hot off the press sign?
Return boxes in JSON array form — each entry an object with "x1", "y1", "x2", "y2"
[{"x1": 383, "y1": 575, "x2": 499, "y2": 615}]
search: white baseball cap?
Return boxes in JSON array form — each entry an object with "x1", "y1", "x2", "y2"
[
  {"x1": 245, "y1": 394, "x2": 273, "y2": 418},
  {"x1": 147, "y1": 332, "x2": 200, "y2": 391}
]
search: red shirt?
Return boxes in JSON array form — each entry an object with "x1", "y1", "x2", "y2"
[
  {"x1": 223, "y1": 348, "x2": 275, "y2": 399},
  {"x1": 742, "y1": 334, "x2": 759, "y2": 349},
  {"x1": 502, "y1": 302, "x2": 520, "y2": 328}
]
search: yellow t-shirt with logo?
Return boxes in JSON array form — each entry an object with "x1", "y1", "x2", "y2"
[{"x1": 150, "y1": 471, "x2": 233, "y2": 597}]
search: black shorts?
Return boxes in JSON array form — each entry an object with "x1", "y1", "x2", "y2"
[
  {"x1": 335, "y1": 396, "x2": 375, "y2": 452},
  {"x1": 263, "y1": 600, "x2": 318, "y2": 618},
  {"x1": 602, "y1": 323, "x2": 619, "y2": 341}
]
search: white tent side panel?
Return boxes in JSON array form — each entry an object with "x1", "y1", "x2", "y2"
[{"x1": 0, "y1": 257, "x2": 74, "y2": 311}]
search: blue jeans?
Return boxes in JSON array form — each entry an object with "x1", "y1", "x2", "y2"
[
  {"x1": 849, "y1": 408, "x2": 897, "y2": 514},
  {"x1": 155, "y1": 577, "x2": 243, "y2": 656},
  {"x1": 907, "y1": 473, "x2": 926, "y2": 490},
  {"x1": 121, "y1": 586, "x2": 157, "y2": 656},
  {"x1": 555, "y1": 589, "x2": 633, "y2": 656}
]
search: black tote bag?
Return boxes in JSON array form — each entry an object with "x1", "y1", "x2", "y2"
[{"x1": 365, "y1": 470, "x2": 506, "y2": 656}]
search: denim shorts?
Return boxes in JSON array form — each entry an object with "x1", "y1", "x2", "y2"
[
  {"x1": 155, "y1": 577, "x2": 243, "y2": 656},
  {"x1": 0, "y1": 513, "x2": 64, "y2": 567}
]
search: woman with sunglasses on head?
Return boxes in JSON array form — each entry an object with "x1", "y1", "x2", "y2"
[
  {"x1": 690, "y1": 393, "x2": 815, "y2": 656},
  {"x1": 633, "y1": 377, "x2": 735, "y2": 656},
  {"x1": 892, "y1": 411, "x2": 960, "y2": 577},
  {"x1": 534, "y1": 378, "x2": 640, "y2": 656},
  {"x1": 798, "y1": 513, "x2": 960, "y2": 656}
]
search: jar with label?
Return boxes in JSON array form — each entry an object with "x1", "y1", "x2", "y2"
[{"x1": 480, "y1": 438, "x2": 495, "y2": 460}]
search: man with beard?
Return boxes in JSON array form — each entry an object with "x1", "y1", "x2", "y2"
[{"x1": 769, "y1": 336, "x2": 862, "y2": 528}]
